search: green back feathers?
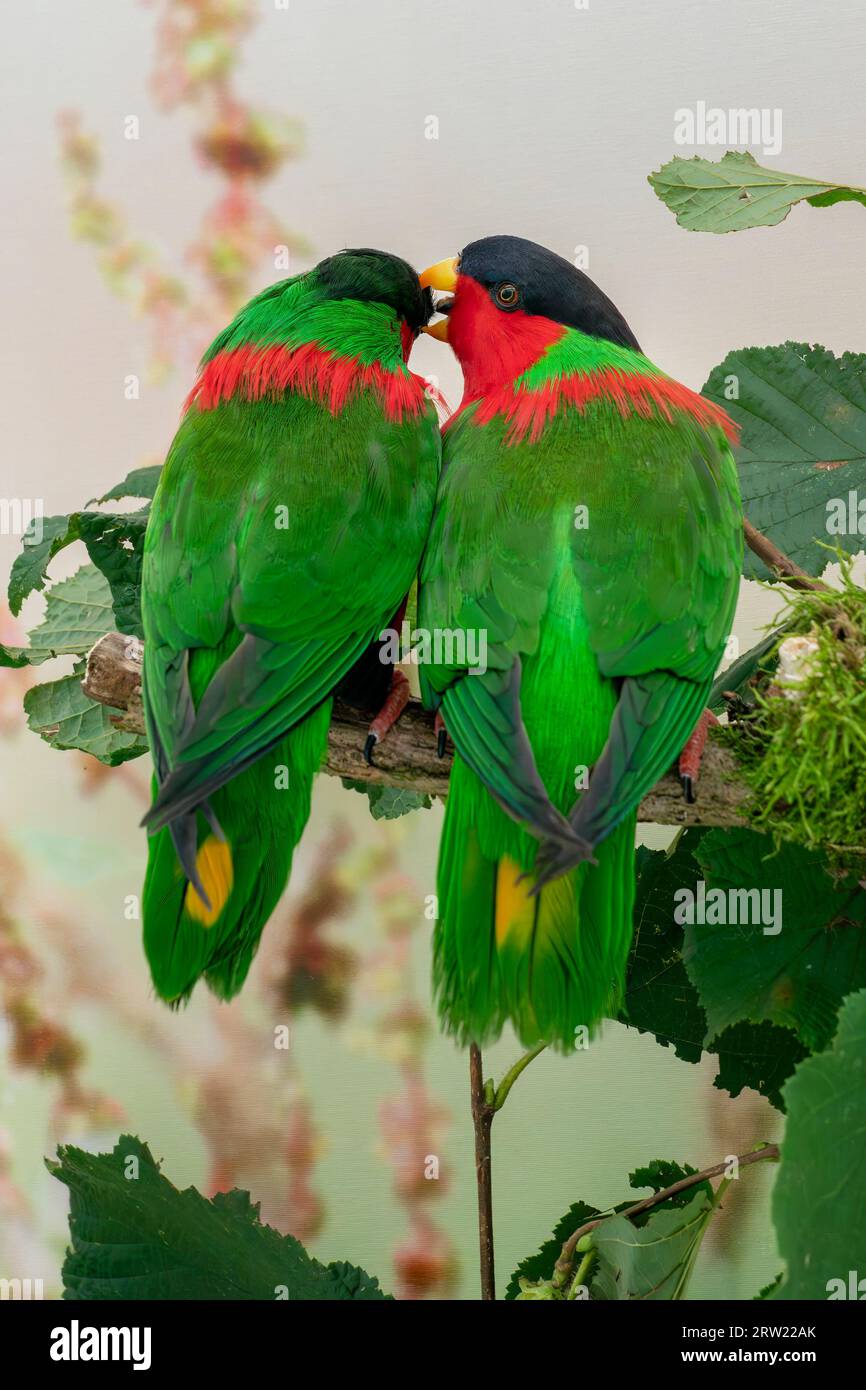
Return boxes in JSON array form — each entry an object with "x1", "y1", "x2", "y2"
[{"x1": 519, "y1": 324, "x2": 662, "y2": 386}]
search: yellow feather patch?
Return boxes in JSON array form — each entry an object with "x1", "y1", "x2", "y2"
[
  {"x1": 536, "y1": 869, "x2": 576, "y2": 931},
  {"x1": 495, "y1": 857, "x2": 536, "y2": 947},
  {"x1": 184, "y1": 836, "x2": 233, "y2": 927}
]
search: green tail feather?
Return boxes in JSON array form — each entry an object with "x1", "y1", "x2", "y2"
[
  {"x1": 142, "y1": 701, "x2": 330, "y2": 1003},
  {"x1": 433, "y1": 756, "x2": 636, "y2": 1050}
]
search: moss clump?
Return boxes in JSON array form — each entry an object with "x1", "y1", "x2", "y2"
[{"x1": 730, "y1": 555, "x2": 866, "y2": 860}]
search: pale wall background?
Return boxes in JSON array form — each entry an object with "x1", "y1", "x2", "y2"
[{"x1": 2, "y1": 0, "x2": 865, "y2": 1299}]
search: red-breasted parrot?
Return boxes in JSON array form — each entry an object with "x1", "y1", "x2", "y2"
[
  {"x1": 140, "y1": 249, "x2": 439, "y2": 1003},
  {"x1": 418, "y1": 236, "x2": 742, "y2": 1050}
]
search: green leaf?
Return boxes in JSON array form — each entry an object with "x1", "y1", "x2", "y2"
[
  {"x1": 91, "y1": 464, "x2": 162, "y2": 505},
  {"x1": 622, "y1": 837, "x2": 708, "y2": 1064},
  {"x1": 48, "y1": 1134, "x2": 390, "y2": 1300},
  {"x1": 24, "y1": 665, "x2": 147, "y2": 765},
  {"x1": 8, "y1": 501, "x2": 148, "y2": 637},
  {"x1": 340, "y1": 779, "x2": 432, "y2": 820},
  {"x1": 708, "y1": 629, "x2": 783, "y2": 711},
  {"x1": 755, "y1": 1272, "x2": 784, "y2": 1299},
  {"x1": 12, "y1": 565, "x2": 149, "y2": 763},
  {"x1": 710, "y1": 1020, "x2": 807, "y2": 1110},
  {"x1": 687, "y1": 829, "x2": 866, "y2": 1051},
  {"x1": 622, "y1": 835, "x2": 808, "y2": 1109},
  {"x1": 504, "y1": 1160, "x2": 711, "y2": 1301},
  {"x1": 0, "y1": 643, "x2": 30, "y2": 669},
  {"x1": 504, "y1": 1200, "x2": 599, "y2": 1300},
  {"x1": 629, "y1": 1159, "x2": 707, "y2": 1203},
  {"x1": 702, "y1": 343, "x2": 866, "y2": 578},
  {"x1": 23, "y1": 565, "x2": 115, "y2": 665},
  {"x1": 649, "y1": 151, "x2": 866, "y2": 233},
  {"x1": 76, "y1": 509, "x2": 148, "y2": 637},
  {"x1": 773, "y1": 989, "x2": 866, "y2": 1299},
  {"x1": 8, "y1": 513, "x2": 81, "y2": 616},
  {"x1": 589, "y1": 1190, "x2": 714, "y2": 1300},
  {"x1": 807, "y1": 187, "x2": 866, "y2": 210},
  {"x1": 368, "y1": 785, "x2": 432, "y2": 820}
]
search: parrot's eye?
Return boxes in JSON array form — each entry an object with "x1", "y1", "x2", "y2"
[{"x1": 494, "y1": 282, "x2": 520, "y2": 309}]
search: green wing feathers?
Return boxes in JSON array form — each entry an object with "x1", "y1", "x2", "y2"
[
  {"x1": 552, "y1": 413, "x2": 743, "y2": 870},
  {"x1": 142, "y1": 705, "x2": 329, "y2": 1003}
]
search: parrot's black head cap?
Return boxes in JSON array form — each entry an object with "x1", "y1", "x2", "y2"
[
  {"x1": 459, "y1": 235, "x2": 640, "y2": 351},
  {"x1": 317, "y1": 248, "x2": 434, "y2": 334}
]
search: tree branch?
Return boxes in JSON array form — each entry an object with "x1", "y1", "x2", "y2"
[
  {"x1": 743, "y1": 519, "x2": 828, "y2": 593},
  {"x1": 467, "y1": 1041, "x2": 548, "y2": 1300},
  {"x1": 81, "y1": 631, "x2": 751, "y2": 828},
  {"x1": 552, "y1": 1142, "x2": 780, "y2": 1289},
  {"x1": 469, "y1": 1043, "x2": 496, "y2": 1301},
  {"x1": 491, "y1": 1042, "x2": 547, "y2": 1112}
]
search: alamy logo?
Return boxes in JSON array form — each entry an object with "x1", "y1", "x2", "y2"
[
  {"x1": 826, "y1": 490, "x2": 866, "y2": 536},
  {"x1": 379, "y1": 621, "x2": 488, "y2": 675},
  {"x1": 673, "y1": 101, "x2": 783, "y2": 158},
  {"x1": 826, "y1": 1270, "x2": 866, "y2": 1299},
  {"x1": 673, "y1": 880, "x2": 782, "y2": 936},
  {"x1": 50, "y1": 1319, "x2": 152, "y2": 1371},
  {"x1": 0, "y1": 497, "x2": 44, "y2": 544},
  {"x1": 0, "y1": 1276, "x2": 44, "y2": 1299}
]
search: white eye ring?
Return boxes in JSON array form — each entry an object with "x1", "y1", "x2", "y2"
[{"x1": 495, "y1": 282, "x2": 520, "y2": 308}]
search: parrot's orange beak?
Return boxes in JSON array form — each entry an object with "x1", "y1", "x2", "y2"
[{"x1": 420, "y1": 257, "x2": 459, "y2": 340}]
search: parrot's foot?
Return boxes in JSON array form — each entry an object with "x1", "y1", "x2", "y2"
[
  {"x1": 363, "y1": 668, "x2": 410, "y2": 765},
  {"x1": 434, "y1": 710, "x2": 448, "y2": 759},
  {"x1": 678, "y1": 708, "x2": 720, "y2": 804}
]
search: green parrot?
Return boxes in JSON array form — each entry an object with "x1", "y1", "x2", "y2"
[
  {"x1": 417, "y1": 236, "x2": 743, "y2": 1050},
  {"x1": 140, "y1": 249, "x2": 439, "y2": 1003}
]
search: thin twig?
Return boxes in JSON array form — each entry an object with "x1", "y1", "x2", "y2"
[
  {"x1": 469, "y1": 1044, "x2": 496, "y2": 1301},
  {"x1": 553, "y1": 1142, "x2": 779, "y2": 1288},
  {"x1": 568, "y1": 1248, "x2": 597, "y2": 1300},
  {"x1": 468, "y1": 1040, "x2": 548, "y2": 1300},
  {"x1": 492, "y1": 1041, "x2": 547, "y2": 1111},
  {"x1": 743, "y1": 519, "x2": 828, "y2": 593}
]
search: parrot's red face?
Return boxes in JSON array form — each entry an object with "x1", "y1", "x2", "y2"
[
  {"x1": 420, "y1": 235, "x2": 640, "y2": 400},
  {"x1": 426, "y1": 269, "x2": 566, "y2": 399}
]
